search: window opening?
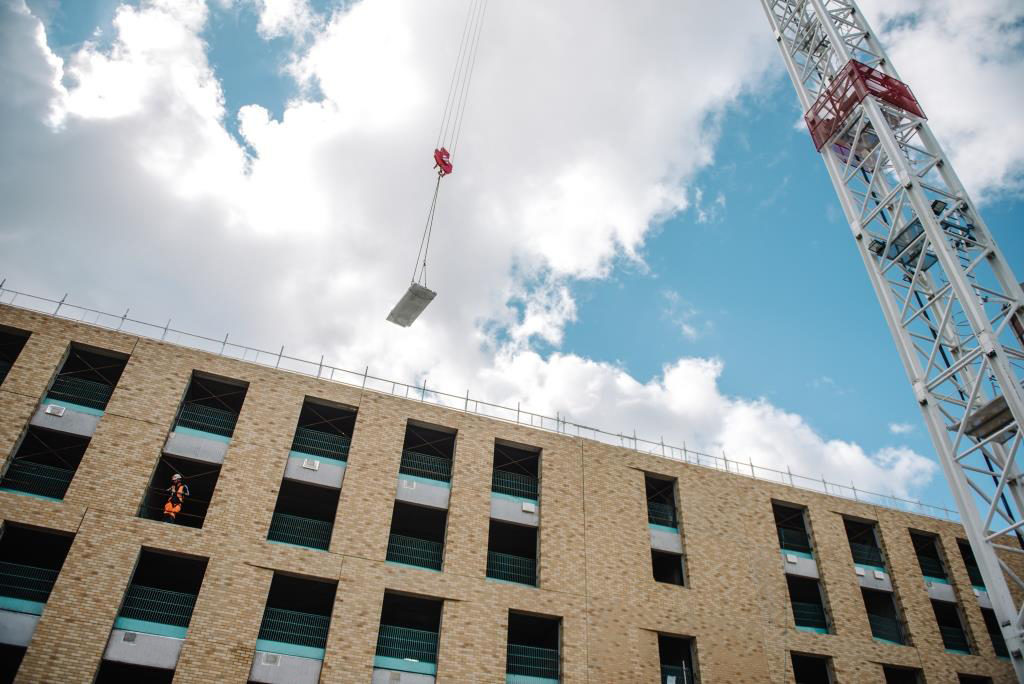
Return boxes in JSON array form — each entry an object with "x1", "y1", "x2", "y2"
[
  {"x1": 45, "y1": 344, "x2": 127, "y2": 412},
  {"x1": 114, "y1": 549, "x2": 207, "y2": 639},
  {"x1": 0, "y1": 427, "x2": 89, "y2": 500},
  {"x1": 138, "y1": 455, "x2": 220, "y2": 529},
  {"x1": 931, "y1": 600, "x2": 971, "y2": 654},
  {"x1": 256, "y1": 573, "x2": 336, "y2": 660},
  {"x1": 910, "y1": 532, "x2": 947, "y2": 581},
  {"x1": 487, "y1": 520, "x2": 537, "y2": 586},
  {"x1": 786, "y1": 575, "x2": 830, "y2": 633},
  {"x1": 290, "y1": 400, "x2": 355, "y2": 463},
  {"x1": 980, "y1": 608, "x2": 1009, "y2": 658},
  {"x1": 94, "y1": 660, "x2": 175, "y2": 684},
  {"x1": 507, "y1": 612, "x2": 560, "y2": 683},
  {"x1": 844, "y1": 519, "x2": 884, "y2": 569},
  {"x1": 882, "y1": 666, "x2": 923, "y2": 684},
  {"x1": 790, "y1": 652, "x2": 832, "y2": 684},
  {"x1": 957, "y1": 539, "x2": 985, "y2": 588},
  {"x1": 646, "y1": 475, "x2": 677, "y2": 528},
  {"x1": 652, "y1": 550, "x2": 685, "y2": 586},
  {"x1": 374, "y1": 592, "x2": 442, "y2": 676},
  {"x1": 399, "y1": 423, "x2": 455, "y2": 484},
  {"x1": 267, "y1": 480, "x2": 339, "y2": 551},
  {"x1": 862, "y1": 588, "x2": 905, "y2": 645},
  {"x1": 173, "y1": 374, "x2": 247, "y2": 439},
  {"x1": 957, "y1": 676, "x2": 993, "y2": 684},
  {"x1": 658, "y1": 635, "x2": 695, "y2": 684},
  {"x1": 492, "y1": 441, "x2": 539, "y2": 501},
  {"x1": 0, "y1": 327, "x2": 29, "y2": 386},
  {"x1": 387, "y1": 501, "x2": 447, "y2": 571},
  {"x1": 0, "y1": 523, "x2": 74, "y2": 614},
  {"x1": 0, "y1": 643, "x2": 26, "y2": 684},
  {"x1": 774, "y1": 503, "x2": 811, "y2": 554}
]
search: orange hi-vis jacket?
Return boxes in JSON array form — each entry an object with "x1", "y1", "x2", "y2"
[{"x1": 163, "y1": 482, "x2": 189, "y2": 521}]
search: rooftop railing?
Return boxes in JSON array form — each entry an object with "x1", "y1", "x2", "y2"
[
  {"x1": 791, "y1": 601, "x2": 828, "y2": 631},
  {"x1": 647, "y1": 501, "x2": 677, "y2": 527},
  {"x1": 0, "y1": 561, "x2": 59, "y2": 604},
  {"x1": 0, "y1": 460, "x2": 74, "y2": 500},
  {"x1": 387, "y1": 533, "x2": 443, "y2": 570},
  {"x1": 291, "y1": 427, "x2": 350, "y2": 462},
  {"x1": 487, "y1": 551, "x2": 536, "y2": 586},
  {"x1": 507, "y1": 643, "x2": 559, "y2": 680},
  {"x1": 175, "y1": 402, "x2": 238, "y2": 438},
  {"x1": 867, "y1": 614, "x2": 903, "y2": 643},
  {"x1": 849, "y1": 542, "x2": 884, "y2": 568},
  {"x1": 258, "y1": 606, "x2": 330, "y2": 649},
  {"x1": 375, "y1": 624, "x2": 438, "y2": 664},
  {"x1": 46, "y1": 375, "x2": 113, "y2": 411},
  {"x1": 0, "y1": 286, "x2": 959, "y2": 521},
  {"x1": 399, "y1": 450, "x2": 452, "y2": 483},
  {"x1": 267, "y1": 512, "x2": 332, "y2": 550},
  {"x1": 492, "y1": 470, "x2": 538, "y2": 500},
  {"x1": 118, "y1": 585, "x2": 196, "y2": 628}
]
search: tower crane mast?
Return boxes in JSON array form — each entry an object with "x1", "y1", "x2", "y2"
[{"x1": 758, "y1": 0, "x2": 1024, "y2": 677}]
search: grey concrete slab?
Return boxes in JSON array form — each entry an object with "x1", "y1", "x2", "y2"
[
  {"x1": 650, "y1": 526, "x2": 683, "y2": 554},
  {"x1": 781, "y1": 552, "x2": 820, "y2": 580},
  {"x1": 283, "y1": 457, "x2": 345, "y2": 490},
  {"x1": 490, "y1": 495, "x2": 539, "y2": 527},
  {"x1": 396, "y1": 476, "x2": 449, "y2": 510},
  {"x1": 249, "y1": 651, "x2": 323, "y2": 684},
  {"x1": 855, "y1": 565, "x2": 894, "y2": 592},
  {"x1": 973, "y1": 586, "x2": 992, "y2": 610},
  {"x1": 30, "y1": 403, "x2": 100, "y2": 438},
  {"x1": 0, "y1": 610, "x2": 39, "y2": 647},
  {"x1": 371, "y1": 668, "x2": 436, "y2": 684},
  {"x1": 164, "y1": 431, "x2": 229, "y2": 465},
  {"x1": 103, "y1": 629, "x2": 183, "y2": 669},
  {"x1": 925, "y1": 579, "x2": 956, "y2": 603}
]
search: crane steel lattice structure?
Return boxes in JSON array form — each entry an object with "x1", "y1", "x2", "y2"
[{"x1": 759, "y1": 0, "x2": 1024, "y2": 676}]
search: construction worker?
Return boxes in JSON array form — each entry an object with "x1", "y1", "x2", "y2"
[{"x1": 163, "y1": 473, "x2": 189, "y2": 523}]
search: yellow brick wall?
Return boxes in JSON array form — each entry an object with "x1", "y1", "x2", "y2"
[{"x1": 0, "y1": 304, "x2": 1017, "y2": 683}]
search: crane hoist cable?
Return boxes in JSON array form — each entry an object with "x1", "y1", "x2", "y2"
[{"x1": 387, "y1": 0, "x2": 489, "y2": 327}]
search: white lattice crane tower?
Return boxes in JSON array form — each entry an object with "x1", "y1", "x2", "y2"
[{"x1": 759, "y1": 0, "x2": 1024, "y2": 676}]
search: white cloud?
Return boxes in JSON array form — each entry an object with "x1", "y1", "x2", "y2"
[
  {"x1": 253, "y1": 0, "x2": 317, "y2": 39},
  {"x1": 889, "y1": 422, "x2": 915, "y2": 435},
  {"x1": 0, "y1": 0, "x2": 950, "y2": 498}
]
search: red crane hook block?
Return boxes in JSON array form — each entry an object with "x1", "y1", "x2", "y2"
[{"x1": 433, "y1": 147, "x2": 453, "y2": 176}]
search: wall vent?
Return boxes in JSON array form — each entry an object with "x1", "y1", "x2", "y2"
[
  {"x1": 122, "y1": 632, "x2": 137, "y2": 643},
  {"x1": 302, "y1": 459, "x2": 320, "y2": 471},
  {"x1": 262, "y1": 653, "x2": 280, "y2": 666}
]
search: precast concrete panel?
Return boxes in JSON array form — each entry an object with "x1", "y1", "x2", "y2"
[
  {"x1": 249, "y1": 650, "x2": 323, "y2": 684},
  {"x1": 163, "y1": 430, "x2": 229, "y2": 465},
  {"x1": 103, "y1": 630, "x2": 183, "y2": 669}
]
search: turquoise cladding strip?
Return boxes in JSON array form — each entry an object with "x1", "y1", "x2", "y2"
[
  {"x1": 485, "y1": 577, "x2": 537, "y2": 588},
  {"x1": 398, "y1": 474, "x2": 452, "y2": 489},
  {"x1": 855, "y1": 563, "x2": 887, "y2": 574},
  {"x1": 172, "y1": 426, "x2": 232, "y2": 443},
  {"x1": 507, "y1": 675, "x2": 560, "y2": 684},
  {"x1": 373, "y1": 656, "x2": 437, "y2": 675},
  {"x1": 113, "y1": 617, "x2": 188, "y2": 639},
  {"x1": 0, "y1": 597, "x2": 45, "y2": 615},
  {"x1": 267, "y1": 540, "x2": 327, "y2": 552},
  {"x1": 924, "y1": 575, "x2": 950, "y2": 585},
  {"x1": 492, "y1": 491, "x2": 537, "y2": 504},
  {"x1": 648, "y1": 523, "x2": 679, "y2": 534},
  {"x1": 385, "y1": 561, "x2": 442, "y2": 573},
  {"x1": 795, "y1": 625, "x2": 828, "y2": 634},
  {"x1": 255, "y1": 639, "x2": 325, "y2": 661},
  {"x1": 873, "y1": 637, "x2": 903, "y2": 646},
  {"x1": 780, "y1": 549, "x2": 814, "y2": 560},
  {"x1": 41, "y1": 398, "x2": 105, "y2": 417},
  {"x1": 288, "y1": 451, "x2": 347, "y2": 467},
  {"x1": 0, "y1": 488, "x2": 63, "y2": 503}
]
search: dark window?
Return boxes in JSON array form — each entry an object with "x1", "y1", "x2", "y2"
[
  {"x1": 138, "y1": 455, "x2": 221, "y2": 529},
  {"x1": 787, "y1": 575, "x2": 829, "y2": 633},
  {"x1": 910, "y1": 531, "x2": 947, "y2": 580},
  {"x1": 173, "y1": 373, "x2": 248, "y2": 439},
  {"x1": 507, "y1": 612, "x2": 560, "y2": 681},
  {"x1": 844, "y1": 518, "x2": 885, "y2": 568},
  {"x1": 492, "y1": 441, "x2": 540, "y2": 501},
  {"x1": 94, "y1": 661, "x2": 174, "y2": 684},
  {"x1": 290, "y1": 399, "x2": 356, "y2": 462},
  {"x1": 791, "y1": 652, "x2": 831, "y2": 684},
  {"x1": 375, "y1": 592, "x2": 442, "y2": 667},
  {"x1": 882, "y1": 666, "x2": 922, "y2": 684},
  {"x1": 774, "y1": 503, "x2": 811, "y2": 553},
  {"x1": 0, "y1": 523, "x2": 74, "y2": 607},
  {"x1": 257, "y1": 573, "x2": 336, "y2": 654},
  {"x1": 0, "y1": 327, "x2": 29, "y2": 386},
  {"x1": 46, "y1": 344, "x2": 127, "y2": 411},
  {"x1": 0, "y1": 643, "x2": 26, "y2": 684},
  {"x1": 399, "y1": 423, "x2": 455, "y2": 483},
  {"x1": 0, "y1": 427, "x2": 89, "y2": 500},
  {"x1": 932, "y1": 600, "x2": 971, "y2": 653},
  {"x1": 116, "y1": 549, "x2": 208, "y2": 634},
  {"x1": 980, "y1": 607, "x2": 1008, "y2": 658},
  {"x1": 957, "y1": 540, "x2": 984, "y2": 588},
  {"x1": 387, "y1": 501, "x2": 447, "y2": 571},
  {"x1": 646, "y1": 475, "x2": 678, "y2": 528},
  {"x1": 487, "y1": 520, "x2": 537, "y2": 586},
  {"x1": 957, "y1": 675, "x2": 992, "y2": 684},
  {"x1": 652, "y1": 550, "x2": 685, "y2": 586},
  {"x1": 659, "y1": 635, "x2": 696, "y2": 684},
  {"x1": 267, "y1": 480, "x2": 339, "y2": 551},
  {"x1": 862, "y1": 588, "x2": 905, "y2": 644}
]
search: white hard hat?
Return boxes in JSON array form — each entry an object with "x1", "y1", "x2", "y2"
[{"x1": 172, "y1": 473, "x2": 182, "y2": 481}]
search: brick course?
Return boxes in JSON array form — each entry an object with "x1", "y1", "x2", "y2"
[{"x1": 0, "y1": 304, "x2": 1017, "y2": 683}]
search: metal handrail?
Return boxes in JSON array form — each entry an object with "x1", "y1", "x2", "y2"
[
  {"x1": 867, "y1": 614, "x2": 903, "y2": 643},
  {"x1": 291, "y1": 427, "x2": 350, "y2": 461},
  {"x1": 647, "y1": 501, "x2": 677, "y2": 527},
  {"x1": 118, "y1": 585, "x2": 196, "y2": 627},
  {"x1": 917, "y1": 555, "x2": 947, "y2": 579},
  {"x1": 375, "y1": 624, "x2": 438, "y2": 663},
  {"x1": 492, "y1": 469, "x2": 538, "y2": 500},
  {"x1": 661, "y1": 664, "x2": 692, "y2": 684},
  {"x1": 0, "y1": 561, "x2": 59, "y2": 603},
  {"x1": 387, "y1": 533, "x2": 443, "y2": 570},
  {"x1": 399, "y1": 450, "x2": 452, "y2": 483},
  {"x1": 778, "y1": 527, "x2": 811, "y2": 553},
  {"x1": 506, "y1": 643, "x2": 559, "y2": 679},
  {"x1": 0, "y1": 287, "x2": 960, "y2": 522},
  {"x1": 0, "y1": 460, "x2": 74, "y2": 499},
  {"x1": 267, "y1": 512, "x2": 332, "y2": 550},
  {"x1": 175, "y1": 402, "x2": 238, "y2": 437},
  {"x1": 487, "y1": 551, "x2": 537, "y2": 586},
  {"x1": 791, "y1": 601, "x2": 827, "y2": 629},
  {"x1": 258, "y1": 606, "x2": 330, "y2": 648},
  {"x1": 849, "y1": 541, "x2": 884, "y2": 567},
  {"x1": 46, "y1": 375, "x2": 113, "y2": 410}
]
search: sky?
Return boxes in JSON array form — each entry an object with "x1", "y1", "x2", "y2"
[{"x1": 1, "y1": 0, "x2": 1022, "y2": 512}]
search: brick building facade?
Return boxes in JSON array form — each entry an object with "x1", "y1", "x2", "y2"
[{"x1": 0, "y1": 303, "x2": 1017, "y2": 683}]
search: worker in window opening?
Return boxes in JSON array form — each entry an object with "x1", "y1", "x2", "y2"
[{"x1": 163, "y1": 473, "x2": 189, "y2": 523}]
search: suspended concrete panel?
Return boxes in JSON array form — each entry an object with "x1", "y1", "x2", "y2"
[
  {"x1": 164, "y1": 430, "x2": 229, "y2": 465},
  {"x1": 372, "y1": 669, "x2": 435, "y2": 684},
  {"x1": 781, "y1": 551, "x2": 819, "y2": 580},
  {"x1": 30, "y1": 401, "x2": 101, "y2": 438},
  {"x1": 386, "y1": 284, "x2": 437, "y2": 328},
  {"x1": 855, "y1": 565, "x2": 893, "y2": 592},
  {"x1": 925, "y1": 578, "x2": 956, "y2": 603},
  {"x1": 396, "y1": 476, "x2": 449, "y2": 510},
  {"x1": 490, "y1": 495, "x2": 539, "y2": 527},
  {"x1": 249, "y1": 650, "x2": 323, "y2": 684},
  {"x1": 283, "y1": 454, "x2": 345, "y2": 490},
  {"x1": 649, "y1": 526, "x2": 682, "y2": 555},
  {"x1": 0, "y1": 609, "x2": 39, "y2": 647},
  {"x1": 103, "y1": 629, "x2": 183, "y2": 669}
]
